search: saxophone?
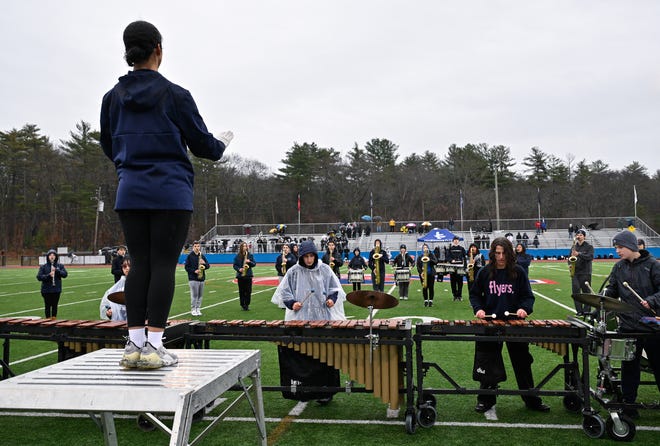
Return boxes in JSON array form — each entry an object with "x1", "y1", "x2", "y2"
[
  {"x1": 242, "y1": 251, "x2": 250, "y2": 277},
  {"x1": 197, "y1": 263, "x2": 206, "y2": 280},
  {"x1": 568, "y1": 237, "x2": 577, "y2": 278},
  {"x1": 373, "y1": 245, "x2": 382, "y2": 285},
  {"x1": 281, "y1": 249, "x2": 288, "y2": 275},
  {"x1": 328, "y1": 248, "x2": 335, "y2": 270},
  {"x1": 421, "y1": 247, "x2": 430, "y2": 289},
  {"x1": 467, "y1": 251, "x2": 475, "y2": 282}
]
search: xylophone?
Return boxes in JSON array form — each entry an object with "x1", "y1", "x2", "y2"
[
  {"x1": 434, "y1": 263, "x2": 467, "y2": 275},
  {"x1": 418, "y1": 318, "x2": 584, "y2": 357},
  {"x1": 0, "y1": 317, "x2": 190, "y2": 378},
  {"x1": 411, "y1": 318, "x2": 592, "y2": 433},
  {"x1": 186, "y1": 318, "x2": 414, "y2": 411}
]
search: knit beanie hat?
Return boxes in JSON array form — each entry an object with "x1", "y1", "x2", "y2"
[{"x1": 612, "y1": 231, "x2": 638, "y2": 252}]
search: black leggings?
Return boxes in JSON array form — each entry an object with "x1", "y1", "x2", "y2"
[
  {"x1": 118, "y1": 210, "x2": 191, "y2": 329},
  {"x1": 41, "y1": 292, "x2": 60, "y2": 318}
]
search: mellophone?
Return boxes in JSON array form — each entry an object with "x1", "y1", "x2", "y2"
[
  {"x1": 0, "y1": 317, "x2": 190, "y2": 375},
  {"x1": 434, "y1": 263, "x2": 467, "y2": 275},
  {"x1": 187, "y1": 318, "x2": 413, "y2": 410}
]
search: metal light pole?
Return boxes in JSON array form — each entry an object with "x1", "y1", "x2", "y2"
[
  {"x1": 494, "y1": 164, "x2": 500, "y2": 231},
  {"x1": 92, "y1": 187, "x2": 103, "y2": 252}
]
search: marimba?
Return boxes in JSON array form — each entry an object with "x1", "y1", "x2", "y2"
[
  {"x1": 186, "y1": 319, "x2": 415, "y2": 414},
  {"x1": 411, "y1": 318, "x2": 592, "y2": 432},
  {"x1": 0, "y1": 317, "x2": 190, "y2": 379},
  {"x1": 434, "y1": 263, "x2": 466, "y2": 275}
]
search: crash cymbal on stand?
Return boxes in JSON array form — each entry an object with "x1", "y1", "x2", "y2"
[
  {"x1": 347, "y1": 290, "x2": 398, "y2": 309},
  {"x1": 107, "y1": 291, "x2": 125, "y2": 305},
  {"x1": 572, "y1": 293, "x2": 634, "y2": 312}
]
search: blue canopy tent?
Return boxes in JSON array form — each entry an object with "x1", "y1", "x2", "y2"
[{"x1": 417, "y1": 228, "x2": 462, "y2": 243}]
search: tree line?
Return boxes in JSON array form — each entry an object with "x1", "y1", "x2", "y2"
[{"x1": 1, "y1": 121, "x2": 658, "y2": 255}]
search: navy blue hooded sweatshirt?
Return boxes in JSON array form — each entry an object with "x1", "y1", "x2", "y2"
[{"x1": 100, "y1": 70, "x2": 226, "y2": 210}]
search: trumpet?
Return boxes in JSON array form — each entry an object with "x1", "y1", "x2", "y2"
[
  {"x1": 568, "y1": 237, "x2": 577, "y2": 277},
  {"x1": 197, "y1": 263, "x2": 206, "y2": 280},
  {"x1": 467, "y1": 251, "x2": 475, "y2": 282}
]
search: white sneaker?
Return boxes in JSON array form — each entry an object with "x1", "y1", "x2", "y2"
[
  {"x1": 119, "y1": 340, "x2": 142, "y2": 368},
  {"x1": 137, "y1": 342, "x2": 178, "y2": 369}
]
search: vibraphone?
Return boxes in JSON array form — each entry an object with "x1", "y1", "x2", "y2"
[
  {"x1": 0, "y1": 317, "x2": 191, "y2": 379},
  {"x1": 411, "y1": 318, "x2": 593, "y2": 432},
  {"x1": 186, "y1": 319, "x2": 415, "y2": 416}
]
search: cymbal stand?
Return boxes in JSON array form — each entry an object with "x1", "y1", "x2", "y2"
[
  {"x1": 596, "y1": 298, "x2": 608, "y2": 334},
  {"x1": 365, "y1": 302, "x2": 380, "y2": 363}
]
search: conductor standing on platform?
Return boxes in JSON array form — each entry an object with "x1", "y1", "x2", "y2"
[
  {"x1": 101, "y1": 20, "x2": 232, "y2": 369},
  {"x1": 469, "y1": 237, "x2": 550, "y2": 415}
]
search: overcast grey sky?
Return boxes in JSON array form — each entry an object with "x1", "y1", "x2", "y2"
[{"x1": 2, "y1": 1, "x2": 659, "y2": 174}]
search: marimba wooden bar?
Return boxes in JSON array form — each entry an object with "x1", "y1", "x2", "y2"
[{"x1": 0, "y1": 317, "x2": 190, "y2": 379}]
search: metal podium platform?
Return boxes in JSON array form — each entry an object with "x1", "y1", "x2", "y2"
[{"x1": 0, "y1": 349, "x2": 266, "y2": 446}]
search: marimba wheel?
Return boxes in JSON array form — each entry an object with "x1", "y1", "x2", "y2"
[
  {"x1": 417, "y1": 406, "x2": 436, "y2": 428},
  {"x1": 605, "y1": 413, "x2": 636, "y2": 442},
  {"x1": 136, "y1": 414, "x2": 156, "y2": 432},
  {"x1": 421, "y1": 391, "x2": 437, "y2": 408},
  {"x1": 405, "y1": 413, "x2": 416, "y2": 434},
  {"x1": 582, "y1": 413, "x2": 605, "y2": 439},
  {"x1": 562, "y1": 394, "x2": 583, "y2": 413}
]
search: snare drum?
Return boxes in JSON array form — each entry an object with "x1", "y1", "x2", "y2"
[
  {"x1": 600, "y1": 337, "x2": 636, "y2": 361},
  {"x1": 395, "y1": 268, "x2": 411, "y2": 283},
  {"x1": 348, "y1": 269, "x2": 365, "y2": 283},
  {"x1": 590, "y1": 335, "x2": 636, "y2": 361}
]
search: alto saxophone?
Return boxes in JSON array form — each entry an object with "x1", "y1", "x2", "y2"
[
  {"x1": 242, "y1": 253, "x2": 250, "y2": 277},
  {"x1": 281, "y1": 255, "x2": 287, "y2": 275},
  {"x1": 568, "y1": 237, "x2": 577, "y2": 277},
  {"x1": 197, "y1": 263, "x2": 206, "y2": 280},
  {"x1": 373, "y1": 245, "x2": 382, "y2": 285}
]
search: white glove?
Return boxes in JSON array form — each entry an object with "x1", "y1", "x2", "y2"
[{"x1": 218, "y1": 130, "x2": 234, "y2": 147}]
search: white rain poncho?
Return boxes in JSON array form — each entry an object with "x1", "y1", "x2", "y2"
[
  {"x1": 99, "y1": 276, "x2": 127, "y2": 321},
  {"x1": 271, "y1": 261, "x2": 346, "y2": 321}
]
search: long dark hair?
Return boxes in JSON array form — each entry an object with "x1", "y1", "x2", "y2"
[{"x1": 487, "y1": 237, "x2": 517, "y2": 280}]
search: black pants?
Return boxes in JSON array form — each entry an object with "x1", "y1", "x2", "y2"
[
  {"x1": 571, "y1": 274, "x2": 592, "y2": 313},
  {"x1": 398, "y1": 281, "x2": 410, "y2": 298},
  {"x1": 422, "y1": 275, "x2": 435, "y2": 301},
  {"x1": 278, "y1": 346, "x2": 339, "y2": 401},
  {"x1": 476, "y1": 341, "x2": 543, "y2": 408},
  {"x1": 620, "y1": 332, "x2": 660, "y2": 403},
  {"x1": 237, "y1": 276, "x2": 253, "y2": 309},
  {"x1": 41, "y1": 292, "x2": 60, "y2": 318},
  {"x1": 352, "y1": 282, "x2": 362, "y2": 291},
  {"x1": 118, "y1": 210, "x2": 191, "y2": 329},
  {"x1": 450, "y1": 273, "x2": 464, "y2": 298}
]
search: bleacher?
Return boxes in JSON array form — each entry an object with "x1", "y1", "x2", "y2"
[{"x1": 194, "y1": 220, "x2": 659, "y2": 264}]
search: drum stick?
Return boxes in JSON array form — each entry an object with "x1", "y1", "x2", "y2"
[
  {"x1": 622, "y1": 282, "x2": 657, "y2": 315},
  {"x1": 584, "y1": 281, "x2": 596, "y2": 294},
  {"x1": 299, "y1": 289, "x2": 315, "y2": 306}
]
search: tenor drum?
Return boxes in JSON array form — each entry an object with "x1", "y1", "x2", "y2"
[
  {"x1": 348, "y1": 269, "x2": 365, "y2": 283},
  {"x1": 395, "y1": 268, "x2": 410, "y2": 283}
]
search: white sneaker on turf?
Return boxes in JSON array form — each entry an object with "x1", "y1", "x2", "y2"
[
  {"x1": 137, "y1": 342, "x2": 179, "y2": 369},
  {"x1": 119, "y1": 340, "x2": 142, "y2": 368}
]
